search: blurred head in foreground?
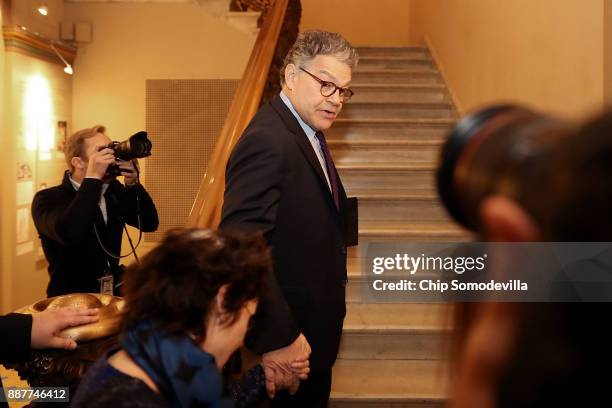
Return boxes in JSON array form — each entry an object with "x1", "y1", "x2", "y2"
[{"x1": 439, "y1": 107, "x2": 612, "y2": 408}]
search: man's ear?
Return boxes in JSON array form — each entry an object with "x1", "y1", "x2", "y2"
[
  {"x1": 479, "y1": 195, "x2": 540, "y2": 242},
  {"x1": 284, "y1": 63, "x2": 297, "y2": 90},
  {"x1": 71, "y1": 156, "x2": 86, "y2": 170},
  {"x1": 214, "y1": 284, "x2": 230, "y2": 324}
]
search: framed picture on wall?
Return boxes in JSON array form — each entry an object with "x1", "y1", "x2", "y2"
[{"x1": 56, "y1": 121, "x2": 67, "y2": 152}]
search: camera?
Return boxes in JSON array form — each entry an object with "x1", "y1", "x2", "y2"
[
  {"x1": 99, "y1": 131, "x2": 152, "y2": 178},
  {"x1": 436, "y1": 105, "x2": 572, "y2": 232}
]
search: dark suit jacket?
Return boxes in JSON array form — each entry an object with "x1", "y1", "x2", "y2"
[
  {"x1": 32, "y1": 171, "x2": 159, "y2": 297},
  {"x1": 220, "y1": 95, "x2": 357, "y2": 370},
  {"x1": 0, "y1": 313, "x2": 32, "y2": 364},
  {"x1": 0, "y1": 313, "x2": 32, "y2": 408}
]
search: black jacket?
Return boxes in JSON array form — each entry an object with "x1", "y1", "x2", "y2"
[
  {"x1": 220, "y1": 95, "x2": 358, "y2": 370},
  {"x1": 0, "y1": 313, "x2": 32, "y2": 408},
  {"x1": 32, "y1": 171, "x2": 158, "y2": 297}
]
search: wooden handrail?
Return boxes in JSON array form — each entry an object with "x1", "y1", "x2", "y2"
[{"x1": 186, "y1": 0, "x2": 289, "y2": 228}]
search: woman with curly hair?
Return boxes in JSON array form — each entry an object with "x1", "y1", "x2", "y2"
[{"x1": 72, "y1": 228, "x2": 291, "y2": 407}]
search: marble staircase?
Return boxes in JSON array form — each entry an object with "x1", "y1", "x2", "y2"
[{"x1": 328, "y1": 46, "x2": 468, "y2": 407}]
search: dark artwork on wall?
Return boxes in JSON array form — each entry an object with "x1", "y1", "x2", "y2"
[{"x1": 56, "y1": 121, "x2": 67, "y2": 152}]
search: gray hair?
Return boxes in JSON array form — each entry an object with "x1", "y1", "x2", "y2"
[{"x1": 280, "y1": 29, "x2": 359, "y2": 86}]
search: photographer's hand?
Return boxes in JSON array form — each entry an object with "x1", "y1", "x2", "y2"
[
  {"x1": 86, "y1": 147, "x2": 115, "y2": 180},
  {"x1": 117, "y1": 159, "x2": 140, "y2": 186}
]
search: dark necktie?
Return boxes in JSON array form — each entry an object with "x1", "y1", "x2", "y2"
[{"x1": 315, "y1": 131, "x2": 340, "y2": 210}]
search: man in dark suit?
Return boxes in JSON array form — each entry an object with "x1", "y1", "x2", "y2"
[
  {"x1": 32, "y1": 126, "x2": 158, "y2": 297},
  {"x1": 0, "y1": 307, "x2": 98, "y2": 407},
  {"x1": 220, "y1": 30, "x2": 359, "y2": 407}
]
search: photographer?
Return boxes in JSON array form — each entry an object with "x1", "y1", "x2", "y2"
[
  {"x1": 32, "y1": 125, "x2": 159, "y2": 297},
  {"x1": 438, "y1": 107, "x2": 612, "y2": 407}
]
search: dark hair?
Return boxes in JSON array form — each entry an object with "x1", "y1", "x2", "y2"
[
  {"x1": 120, "y1": 228, "x2": 269, "y2": 341},
  {"x1": 544, "y1": 111, "x2": 612, "y2": 241}
]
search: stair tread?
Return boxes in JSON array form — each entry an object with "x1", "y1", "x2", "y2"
[
  {"x1": 333, "y1": 117, "x2": 455, "y2": 125},
  {"x1": 329, "y1": 139, "x2": 442, "y2": 147},
  {"x1": 355, "y1": 68, "x2": 440, "y2": 73},
  {"x1": 331, "y1": 359, "x2": 449, "y2": 400},
  {"x1": 351, "y1": 83, "x2": 446, "y2": 90},
  {"x1": 345, "y1": 101, "x2": 453, "y2": 107},
  {"x1": 357, "y1": 46, "x2": 429, "y2": 50},
  {"x1": 359, "y1": 221, "x2": 466, "y2": 236},
  {"x1": 360, "y1": 220, "x2": 462, "y2": 229},
  {"x1": 344, "y1": 303, "x2": 452, "y2": 334},
  {"x1": 359, "y1": 55, "x2": 432, "y2": 61},
  {"x1": 349, "y1": 190, "x2": 440, "y2": 199},
  {"x1": 337, "y1": 163, "x2": 436, "y2": 170}
]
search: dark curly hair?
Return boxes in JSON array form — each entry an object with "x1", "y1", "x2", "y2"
[{"x1": 120, "y1": 228, "x2": 270, "y2": 341}]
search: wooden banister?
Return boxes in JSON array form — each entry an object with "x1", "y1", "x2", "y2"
[{"x1": 186, "y1": 0, "x2": 289, "y2": 228}]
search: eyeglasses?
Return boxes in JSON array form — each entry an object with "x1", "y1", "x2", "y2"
[{"x1": 300, "y1": 67, "x2": 354, "y2": 102}]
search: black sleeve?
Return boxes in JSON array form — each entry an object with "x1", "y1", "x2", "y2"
[
  {"x1": 228, "y1": 364, "x2": 266, "y2": 408},
  {"x1": 220, "y1": 129, "x2": 301, "y2": 354},
  {"x1": 0, "y1": 313, "x2": 32, "y2": 364},
  {"x1": 31, "y1": 178, "x2": 103, "y2": 246},
  {"x1": 122, "y1": 184, "x2": 159, "y2": 233},
  {"x1": 221, "y1": 129, "x2": 283, "y2": 241}
]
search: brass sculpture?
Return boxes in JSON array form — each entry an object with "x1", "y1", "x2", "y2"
[
  {"x1": 15, "y1": 293, "x2": 124, "y2": 343},
  {"x1": 5, "y1": 294, "x2": 124, "y2": 405}
]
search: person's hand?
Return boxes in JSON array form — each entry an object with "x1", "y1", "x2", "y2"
[
  {"x1": 117, "y1": 159, "x2": 139, "y2": 186},
  {"x1": 31, "y1": 307, "x2": 99, "y2": 350},
  {"x1": 261, "y1": 333, "x2": 311, "y2": 398},
  {"x1": 85, "y1": 147, "x2": 115, "y2": 180}
]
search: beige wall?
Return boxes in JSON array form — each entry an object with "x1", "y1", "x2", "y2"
[
  {"x1": 1, "y1": 0, "x2": 72, "y2": 312},
  {"x1": 1, "y1": 1, "x2": 8, "y2": 311},
  {"x1": 411, "y1": 0, "x2": 604, "y2": 117},
  {"x1": 10, "y1": 0, "x2": 65, "y2": 40},
  {"x1": 605, "y1": 0, "x2": 612, "y2": 106},
  {"x1": 1, "y1": 51, "x2": 73, "y2": 312},
  {"x1": 301, "y1": 0, "x2": 412, "y2": 46},
  {"x1": 63, "y1": 3, "x2": 254, "y2": 133}
]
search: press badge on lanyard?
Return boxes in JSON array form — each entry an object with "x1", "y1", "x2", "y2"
[{"x1": 99, "y1": 261, "x2": 114, "y2": 295}]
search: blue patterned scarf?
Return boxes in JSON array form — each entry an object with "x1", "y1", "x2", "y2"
[{"x1": 121, "y1": 320, "x2": 233, "y2": 408}]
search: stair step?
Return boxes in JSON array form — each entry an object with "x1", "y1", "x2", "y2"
[
  {"x1": 344, "y1": 303, "x2": 451, "y2": 334},
  {"x1": 338, "y1": 163, "x2": 437, "y2": 193},
  {"x1": 345, "y1": 256, "x2": 458, "y2": 303},
  {"x1": 330, "y1": 140, "x2": 442, "y2": 165},
  {"x1": 340, "y1": 303, "x2": 452, "y2": 360},
  {"x1": 356, "y1": 47, "x2": 431, "y2": 59},
  {"x1": 330, "y1": 359, "x2": 449, "y2": 407},
  {"x1": 346, "y1": 255, "x2": 448, "y2": 278},
  {"x1": 350, "y1": 84, "x2": 450, "y2": 104},
  {"x1": 352, "y1": 69, "x2": 443, "y2": 85},
  {"x1": 352, "y1": 191, "x2": 450, "y2": 222},
  {"x1": 356, "y1": 56, "x2": 435, "y2": 70},
  {"x1": 342, "y1": 102, "x2": 454, "y2": 120},
  {"x1": 359, "y1": 221, "x2": 468, "y2": 240},
  {"x1": 328, "y1": 118, "x2": 454, "y2": 142}
]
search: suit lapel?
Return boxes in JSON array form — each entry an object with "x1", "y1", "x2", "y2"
[
  {"x1": 61, "y1": 171, "x2": 109, "y2": 239},
  {"x1": 270, "y1": 95, "x2": 339, "y2": 211}
]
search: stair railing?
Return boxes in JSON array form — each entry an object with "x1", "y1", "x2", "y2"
[{"x1": 187, "y1": 0, "x2": 298, "y2": 228}]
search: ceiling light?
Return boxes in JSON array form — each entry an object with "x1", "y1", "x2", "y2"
[
  {"x1": 50, "y1": 43, "x2": 74, "y2": 75},
  {"x1": 38, "y1": 3, "x2": 48, "y2": 16}
]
